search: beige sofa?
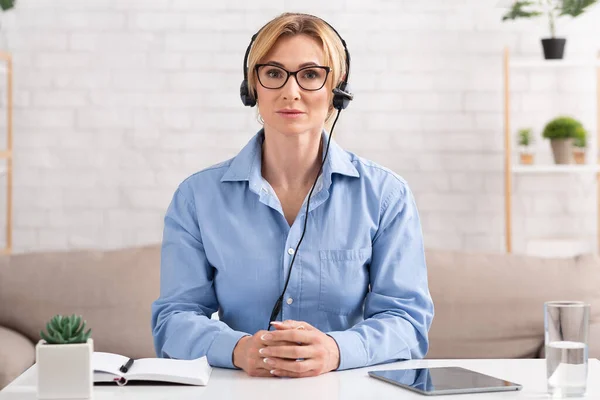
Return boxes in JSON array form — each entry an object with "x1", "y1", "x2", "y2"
[{"x1": 1, "y1": 245, "x2": 599, "y2": 389}]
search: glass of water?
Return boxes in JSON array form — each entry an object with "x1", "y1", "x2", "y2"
[{"x1": 545, "y1": 301, "x2": 590, "y2": 397}]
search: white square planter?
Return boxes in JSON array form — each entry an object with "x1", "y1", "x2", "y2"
[{"x1": 36, "y1": 338, "x2": 93, "y2": 399}]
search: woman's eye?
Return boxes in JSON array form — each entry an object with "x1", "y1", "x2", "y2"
[
  {"x1": 267, "y1": 69, "x2": 283, "y2": 78},
  {"x1": 303, "y1": 70, "x2": 319, "y2": 79}
]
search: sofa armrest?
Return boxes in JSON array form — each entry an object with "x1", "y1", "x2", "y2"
[{"x1": 0, "y1": 325, "x2": 35, "y2": 390}]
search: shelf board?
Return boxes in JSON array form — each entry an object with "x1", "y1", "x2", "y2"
[
  {"x1": 512, "y1": 164, "x2": 600, "y2": 173},
  {"x1": 526, "y1": 237, "x2": 594, "y2": 258},
  {"x1": 510, "y1": 59, "x2": 600, "y2": 69}
]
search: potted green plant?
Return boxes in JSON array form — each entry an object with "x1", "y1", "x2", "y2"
[
  {"x1": 36, "y1": 314, "x2": 93, "y2": 399},
  {"x1": 572, "y1": 124, "x2": 587, "y2": 164},
  {"x1": 542, "y1": 116, "x2": 584, "y2": 164},
  {"x1": 502, "y1": 0, "x2": 598, "y2": 59},
  {"x1": 0, "y1": 0, "x2": 16, "y2": 11},
  {"x1": 517, "y1": 128, "x2": 535, "y2": 164}
]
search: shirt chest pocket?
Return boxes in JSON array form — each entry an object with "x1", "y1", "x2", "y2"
[{"x1": 319, "y1": 247, "x2": 371, "y2": 315}]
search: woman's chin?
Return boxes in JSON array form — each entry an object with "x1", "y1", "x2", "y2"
[{"x1": 269, "y1": 123, "x2": 313, "y2": 136}]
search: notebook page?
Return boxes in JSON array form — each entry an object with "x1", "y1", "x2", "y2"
[
  {"x1": 93, "y1": 352, "x2": 130, "y2": 377},
  {"x1": 126, "y1": 357, "x2": 211, "y2": 385}
]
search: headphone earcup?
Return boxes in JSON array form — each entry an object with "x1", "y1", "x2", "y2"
[
  {"x1": 332, "y1": 81, "x2": 352, "y2": 110},
  {"x1": 240, "y1": 80, "x2": 256, "y2": 107}
]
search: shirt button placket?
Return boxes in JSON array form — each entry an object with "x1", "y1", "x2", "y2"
[{"x1": 282, "y1": 232, "x2": 298, "y2": 321}]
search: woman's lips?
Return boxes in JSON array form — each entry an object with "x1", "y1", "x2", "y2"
[{"x1": 277, "y1": 111, "x2": 305, "y2": 119}]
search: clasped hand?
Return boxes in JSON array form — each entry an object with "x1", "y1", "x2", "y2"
[{"x1": 232, "y1": 320, "x2": 340, "y2": 378}]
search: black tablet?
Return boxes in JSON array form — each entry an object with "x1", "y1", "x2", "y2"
[{"x1": 368, "y1": 366, "x2": 523, "y2": 396}]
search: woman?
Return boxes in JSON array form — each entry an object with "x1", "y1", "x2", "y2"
[{"x1": 151, "y1": 12, "x2": 434, "y2": 378}]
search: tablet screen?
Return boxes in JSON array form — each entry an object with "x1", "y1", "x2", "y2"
[{"x1": 368, "y1": 367, "x2": 522, "y2": 395}]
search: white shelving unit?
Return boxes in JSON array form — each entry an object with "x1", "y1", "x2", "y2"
[
  {"x1": 512, "y1": 165, "x2": 600, "y2": 174},
  {"x1": 510, "y1": 59, "x2": 600, "y2": 69},
  {"x1": 503, "y1": 47, "x2": 600, "y2": 254}
]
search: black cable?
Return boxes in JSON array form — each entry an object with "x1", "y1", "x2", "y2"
[{"x1": 267, "y1": 109, "x2": 343, "y2": 330}]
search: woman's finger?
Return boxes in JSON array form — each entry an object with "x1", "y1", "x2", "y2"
[
  {"x1": 259, "y1": 344, "x2": 315, "y2": 360},
  {"x1": 261, "y1": 329, "x2": 312, "y2": 346},
  {"x1": 249, "y1": 367, "x2": 277, "y2": 378},
  {"x1": 271, "y1": 320, "x2": 314, "y2": 331},
  {"x1": 262, "y1": 356, "x2": 317, "y2": 373},
  {"x1": 270, "y1": 368, "x2": 318, "y2": 378}
]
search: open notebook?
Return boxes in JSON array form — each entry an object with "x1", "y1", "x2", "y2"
[{"x1": 93, "y1": 352, "x2": 212, "y2": 386}]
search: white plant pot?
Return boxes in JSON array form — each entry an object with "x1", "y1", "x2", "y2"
[{"x1": 36, "y1": 338, "x2": 93, "y2": 399}]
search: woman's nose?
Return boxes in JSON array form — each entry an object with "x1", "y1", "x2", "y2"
[{"x1": 281, "y1": 75, "x2": 301, "y2": 100}]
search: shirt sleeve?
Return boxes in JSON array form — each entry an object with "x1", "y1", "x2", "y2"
[
  {"x1": 151, "y1": 186, "x2": 249, "y2": 369},
  {"x1": 327, "y1": 181, "x2": 434, "y2": 370}
]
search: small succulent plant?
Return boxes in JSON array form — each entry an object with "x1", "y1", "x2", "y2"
[
  {"x1": 517, "y1": 128, "x2": 533, "y2": 147},
  {"x1": 40, "y1": 314, "x2": 92, "y2": 344},
  {"x1": 573, "y1": 125, "x2": 587, "y2": 148}
]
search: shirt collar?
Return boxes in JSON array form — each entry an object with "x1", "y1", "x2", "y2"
[{"x1": 220, "y1": 129, "x2": 360, "y2": 184}]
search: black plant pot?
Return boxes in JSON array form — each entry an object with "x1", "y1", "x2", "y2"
[{"x1": 541, "y1": 38, "x2": 566, "y2": 60}]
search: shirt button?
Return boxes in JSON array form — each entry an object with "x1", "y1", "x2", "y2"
[
  {"x1": 286, "y1": 297, "x2": 293, "y2": 305},
  {"x1": 287, "y1": 248, "x2": 295, "y2": 255}
]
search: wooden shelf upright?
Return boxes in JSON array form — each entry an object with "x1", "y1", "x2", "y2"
[{"x1": 0, "y1": 51, "x2": 13, "y2": 255}]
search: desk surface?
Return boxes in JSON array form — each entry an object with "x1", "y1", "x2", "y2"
[{"x1": 2, "y1": 358, "x2": 599, "y2": 400}]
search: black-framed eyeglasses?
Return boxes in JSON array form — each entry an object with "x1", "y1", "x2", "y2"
[{"x1": 255, "y1": 64, "x2": 331, "y2": 91}]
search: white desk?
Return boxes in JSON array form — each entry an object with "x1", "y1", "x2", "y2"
[{"x1": 2, "y1": 358, "x2": 599, "y2": 399}]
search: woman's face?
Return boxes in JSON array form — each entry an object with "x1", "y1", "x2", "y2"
[{"x1": 255, "y1": 34, "x2": 331, "y2": 138}]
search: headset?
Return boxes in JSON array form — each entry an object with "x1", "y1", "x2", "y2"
[{"x1": 239, "y1": 14, "x2": 354, "y2": 330}]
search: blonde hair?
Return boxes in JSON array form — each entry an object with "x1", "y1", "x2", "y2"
[{"x1": 247, "y1": 13, "x2": 348, "y2": 124}]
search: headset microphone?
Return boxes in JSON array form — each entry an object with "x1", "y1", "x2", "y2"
[{"x1": 332, "y1": 87, "x2": 354, "y2": 101}]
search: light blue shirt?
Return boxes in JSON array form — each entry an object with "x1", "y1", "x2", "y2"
[{"x1": 151, "y1": 129, "x2": 434, "y2": 371}]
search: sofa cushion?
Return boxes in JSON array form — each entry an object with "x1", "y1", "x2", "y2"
[
  {"x1": 0, "y1": 325, "x2": 35, "y2": 390},
  {"x1": 425, "y1": 249, "x2": 600, "y2": 359},
  {"x1": 0, "y1": 244, "x2": 161, "y2": 360}
]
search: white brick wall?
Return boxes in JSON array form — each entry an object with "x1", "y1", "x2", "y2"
[{"x1": 1, "y1": 0, "x2": 600, "y2": 254}]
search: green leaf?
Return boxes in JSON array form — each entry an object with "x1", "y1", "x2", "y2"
[
  {"x1": 52, "y1": 329, "x2": 66, "y2": 344},
  {"x1": 560, "y1": 0, "x2": 597, "y2": 17},
  {"x1": 66, "y1": 336, "x2": 82, "y2": 344},
  {"x1": 50, "y1": 316, "x2": 61, "y2": 332},
  {"x1": 45, "y1": 321, "x2": 54, "y2": 336},
  {"x1": 65, "y1": 319, "x2": 73, "y2": 338},
  {"x1": 67, "y1": 317, "x2": 74, "y2": 337},
  {"x1": 41, "y1": 329, "x2": 63, "y2": 344},
  {"x1": 0, "y1": 0, "x2": 15, "y2": 11},
  {"x1": 70, "y1": 316, "x2": 79, "y2": 334},
  {"x1": 73, "y1": 319, "x2": 85, "y2": 337},
  {"x1": 502, "y1": 1, "x2": 543, "y2": 21},
  {"x1": 40, "y1": 330, "x2": 53, "y2": 344}
]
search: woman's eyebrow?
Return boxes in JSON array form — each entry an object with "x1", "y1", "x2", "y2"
[{"x1": 263, "y1": 61, "x2": 320, "y2": 68}]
